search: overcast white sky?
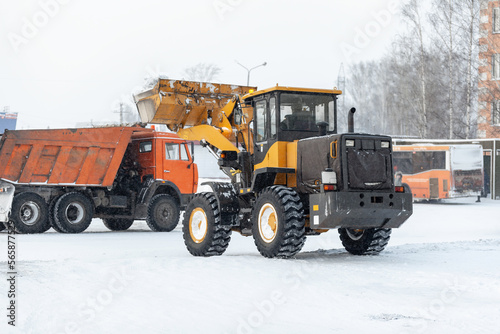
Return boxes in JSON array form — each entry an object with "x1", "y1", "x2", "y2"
[{"x1": 0, "y1": 0, "x2": 402, "y2": 129}]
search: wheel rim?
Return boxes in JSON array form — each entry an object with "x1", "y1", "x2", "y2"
[
  {"x1": 346, "y1": 228, "x2": 365, "y2": 241},
  {"x1": 189, "y1": 208, "x2": 208, "y2": 243},
  {"x1": 19, "y1": 201, "x2": 40, "y2": 226},
  {"x1": 65, "y1": 202, "x2": 85, "y2": 224},
  {"x1": 258, "y1": 203, "x2": 278, "y2": 243},
  {"x1": 156, "y1": 202, "x2": 171, "y2": 225}
]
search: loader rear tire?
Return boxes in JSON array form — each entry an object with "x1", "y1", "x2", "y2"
[
  {"x1": 252, "y1": 186, "x2": 306, "y2": 258},
  {"x1": 146, "y1": 194, "x2": 180, "y2": 232},
  {"x1": 53, "y1": 192, "x2": 94, "y2": 234},
  {"x1": 183, "y1": 193, "x2": 231, "y2": 256},
  {"x1": 103, "y1": 218, "x2": 134, "y2": 231},
  {"x1": 10, "y1": 192, "x2": 50, "y2": 234},
  {"x1": 338, "y1": 228, "x2": 392, "y2": 255}
]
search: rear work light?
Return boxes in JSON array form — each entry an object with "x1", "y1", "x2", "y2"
[{"x1": 395, "y1": 186, "x2": 404, "y2": 193}]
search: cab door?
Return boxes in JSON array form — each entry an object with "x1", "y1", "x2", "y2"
[
  {"x1": 161, "y1": 140, "x2": 195, "y2": 194},
  {"x1": 135, "y1": 140, "x2": 155, "y2": 181},
  {"x1": 254, "y1": 96, "x2": 277, "y2": 165}
]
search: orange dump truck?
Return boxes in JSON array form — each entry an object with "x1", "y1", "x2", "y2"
[{"x1": 0, "y1": 126, "x2": 198, "y2": 233}]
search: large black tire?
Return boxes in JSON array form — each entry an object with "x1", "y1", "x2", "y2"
[
  {"x1": 10, "y1": 192, "x2": 50, "y2": 234},
  {"x1": 103, "y1": 218, "x2": 134, "y2": 231},
  {"x1": 182, "y1": 192, "x2": 232, "y2": 256},
  {"x1": 48, "y1": 197, "x2": 64, "y2": 233},
  {"x1": 53, "y1": 192, "x2": 94, "y2": 233},
  {"x1": 0, "y1": 223, "x2": 5, "y2": 232},
  {"x1": 252, "y1": 186, "x2": 306, "y2": 258},
  {"x1": 146, "y1": 194, "x2": 180, "y2": 232},
  {"x1": 338, "y1": 228, "x2": 392, "y2": 255}
]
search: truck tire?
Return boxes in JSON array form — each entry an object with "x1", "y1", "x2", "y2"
[
  {"x1": 252, "y1": 186, "x2": 306, "y2": 258},
  {"x1": 146, "y1": 194, "x2": 180, "y2": 232},
  {"x1": 102, "y1": 218, "x2": 134, "y2": 231},
  {"x1": 48, "y1": 197, "x2": 64, "y2": 233},
  {"x1": 10, "y1": 192, "x2": 50, "y2": 234},
  {"x1": 338, "y1": 228, "x2": 392, "y2": 255},
  {"x1": 53, "y1": 192, "x2": 94, "y2": 233},
  {"x1": 182, "y1": 192, "x2": 231, "y2": 256}
]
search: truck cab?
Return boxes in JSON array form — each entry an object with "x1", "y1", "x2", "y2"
[{"x1": 131, "y1": 131, "x2": 198, "y2": 195}]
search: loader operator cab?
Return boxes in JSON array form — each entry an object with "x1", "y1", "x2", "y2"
[
  {"x1": 246, "y1": 88, "x2": 339, "y2": 142},
  {"x1": 243, "y1": 87, "x2": 340, "y2": 163}
]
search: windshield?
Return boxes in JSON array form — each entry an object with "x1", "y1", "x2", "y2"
[
  {"x1": 450, "y1": 145, "x2": 483, "y2": 171},
  {"x1": 280, "y1": 93, "x2": 335, "y2": 132}
]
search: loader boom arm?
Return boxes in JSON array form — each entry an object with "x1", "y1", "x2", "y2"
[{"x1": 134, "y1": 79, "x2": 256, "y2": 154}]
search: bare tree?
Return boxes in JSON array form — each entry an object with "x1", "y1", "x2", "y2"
[
  {"x1": 429, "y1": 0, "x2": 460, "y2": 139},
  {"x1": 455, "y1": 0, "x2": 482, "y2": 139},
  {"x1": 183, "y1": 63, "x2": 222, "y2": 82},
  {"x1": 402, "y1": 0, "x2": 429, "y2": 138}
]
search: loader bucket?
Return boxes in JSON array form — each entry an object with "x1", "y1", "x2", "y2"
[{"x1": 134, "y1": 79, "x2": 256, "y2": 131}]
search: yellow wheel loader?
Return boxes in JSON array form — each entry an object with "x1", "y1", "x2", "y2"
[{"x1": 135, "y1": 79, "x2": 413, "y2": 258}]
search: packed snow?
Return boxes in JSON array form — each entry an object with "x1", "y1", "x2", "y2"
[{"x1": 1, "y1": 193, "x2": 499, "y2": 334}]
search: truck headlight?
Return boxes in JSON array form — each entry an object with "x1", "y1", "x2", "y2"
[
  {"x1": 345, "y1": 140, "x2": 355, "y2": 147},
  {"x1": 381, "y1": 141, "x2": 390, "y2": 148}
]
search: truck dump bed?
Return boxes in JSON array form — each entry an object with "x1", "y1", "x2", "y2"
[{"x1": 0, "y1": 126, "x2": 149, "y2": 187}]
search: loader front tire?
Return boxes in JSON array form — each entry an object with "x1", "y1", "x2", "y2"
[
  {"x1": 53, "y1": 192, "x2": 94, "y2": 233},
  {"x1": 146, "y1": 194, "x2": 180, "y2": 232},
  {"x1": 252, "y1": 186, "x2": 306, "y2": 258},
  {"x1": 182, "y1": 193, "x2": 231, "y2": 256},
  {"x1": 338, "y1": 228, "x2": 392, "y2": 255},
  {"x1": 103, "y1": 218, "x2": 134, "y2": 231},
  {"x1": 10, "y1": 192, "x2": 50, "y2": 234}
]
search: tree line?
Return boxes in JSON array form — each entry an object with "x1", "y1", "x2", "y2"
[{"x1": 344, "y1": 0, "x2": 484, "y2": 139}]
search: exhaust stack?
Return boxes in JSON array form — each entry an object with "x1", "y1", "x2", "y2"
[{"x1": 348, "y1": 107, "x2": 356, "y2": 133}]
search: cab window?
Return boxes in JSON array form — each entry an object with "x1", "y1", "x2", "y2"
[
  {"x1": 165, "y1": 143, "x2": 180, "y2": 160},
  {"x1": 140, "y1": 141, "x2": 152, "y2": 153},
  {"x1": 256, "y1": 100, "x2": 267, "y2": 142},
  {"x1": 279, "y1": 93, "x2": 335, "y2": 132},
  {"x1": 270, "y1": 97, "x2": 277, "y2": 138},
  {"x1": 180, "y1": 144, "x2": 189, "y2": 161}
]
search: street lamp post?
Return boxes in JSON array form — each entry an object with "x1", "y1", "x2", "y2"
[{"x1": 236, "y1": 61, "x2": 267, "y2": 86}]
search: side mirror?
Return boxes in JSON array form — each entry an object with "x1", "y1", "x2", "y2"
[
  {"x1": 191, "y1": 142, "x2": 195, "y2": 162},
  {"x1": 234, "y1": 108, "x2": 243, "y2": 125},
  {"x1": 187, "y1": 142, "x2": 195, "y2": 169}
]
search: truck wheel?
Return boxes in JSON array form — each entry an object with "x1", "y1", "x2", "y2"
[
  {"x1": 338, "y1": 228, "x2": 392, "y2": 255},
  {"x1": 53, "y1": 192, "x2": 94, "y2": 233},
  {"x1": 252, "y1": 186, "x2": 306, "y2": 258},
  {"x1": 182, "y1": 193, "x2": 232, "y2": 256},
  {"x1": 48, "y1": 197, "x2": 64, "y2": 233},
  {"x1": 10, "y1": 192, "x2": 50, "y2": 234},
  {"x1": 103, "y1": 218, "x2": 134, "y2": 231},
  {"x1": 146, "y1": 194, "x2": 180, "y2": 232}
]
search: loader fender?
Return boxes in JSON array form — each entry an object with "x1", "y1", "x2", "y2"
[{"x1": 201, "y1": 182, "x2": 239, "y2": 226}]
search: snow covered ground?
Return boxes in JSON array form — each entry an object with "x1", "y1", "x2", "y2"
[{"x1": 1, "y1": 196, "x2": 499, "y2": 334}]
